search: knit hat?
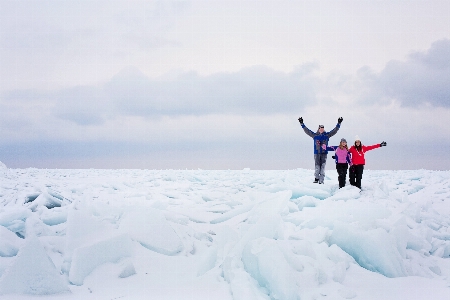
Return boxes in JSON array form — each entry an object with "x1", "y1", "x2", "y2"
[
  {"x1": 340, "y1": 138, "x2": 347, "y2": 143},
  {"x1": 355, "y1": 135, "x2": 361, "y2": 142}
]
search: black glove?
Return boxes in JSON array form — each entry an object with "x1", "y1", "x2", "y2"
[
  {"x1": 338, "y1": 117, "x2": 343, "y2": 124},
  {"x1": 298, "y1": 117, "x2": 303, "y2": 124},
  {"x1": 380, "y1": 141, "x2": 387, "y2": 147}
]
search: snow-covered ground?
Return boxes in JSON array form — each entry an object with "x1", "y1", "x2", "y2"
[{"x1": 1, "y1": 164, "x2": 450, "y2": 299}]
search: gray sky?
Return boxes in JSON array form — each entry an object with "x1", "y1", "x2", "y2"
[{"x1": 1, "y1": 0, "x2": 450, "y2": 170}]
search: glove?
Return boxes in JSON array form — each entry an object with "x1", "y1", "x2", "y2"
[
  {"x1": 380, "y1": 141, "x2": 387, "y2": 147},
  {"x1": 332, "y1": 155, "x2": 336, "y2": 159},
  {"x1": 338, "y1": 117, "x2": 343, "y2": 124},
  {"x1": 298, "y1": 117, "x2": 303, "y2": 124}
]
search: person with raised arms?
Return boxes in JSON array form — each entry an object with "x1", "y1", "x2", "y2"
[{"x1": 298, "y1": 117, "x2": 343, "y2": 184}]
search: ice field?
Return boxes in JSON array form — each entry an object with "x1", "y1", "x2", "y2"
[{"x1": 1, "y1": 163, "x2": 450, "y2": 299}]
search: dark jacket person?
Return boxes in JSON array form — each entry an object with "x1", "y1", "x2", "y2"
[{"x1": 298, "y1": 117, "x2": 343, "y2": 184}]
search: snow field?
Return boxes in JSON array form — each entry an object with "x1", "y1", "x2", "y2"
[{"x1": 0, "y1": 167, "x2": 450, "y2": 299}]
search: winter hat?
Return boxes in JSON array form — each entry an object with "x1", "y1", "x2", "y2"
[
  {"x1": 340, "y1": 138, "x2": 347, "y2": 143},
  {"x1": 355, "y1": 135, "x2": 361, "y2": 142}
]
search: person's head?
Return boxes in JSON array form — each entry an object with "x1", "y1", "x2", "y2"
[
  {"x1": 340, "y1": 138, "x2": 347, "y2": 148},
  {"x1": 354, "y1": 135, "x2": 361, "y2": 147},
  {"x1": 318, "y1": 125, "x2": 325, "y2": 133}
]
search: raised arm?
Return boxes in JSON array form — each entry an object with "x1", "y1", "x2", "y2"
[
  {"x1": 298, "y1": 117, "x2": 316, "y2": 138},
  {"x1": 327, "y1": 117, "x2": 343, "y2": 138}
]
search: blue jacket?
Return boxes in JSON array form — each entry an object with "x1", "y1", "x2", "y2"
[{"x1": 301, "y1": 123, "x2": 340, "y2": 154}]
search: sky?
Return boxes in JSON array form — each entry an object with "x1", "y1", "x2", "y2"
[{"x1": 1, "y1": 0, "x2": 450, "y2": 170}]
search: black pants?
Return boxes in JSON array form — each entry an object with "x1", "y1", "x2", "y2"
[
  {"x1": 349, "y1": 164, "x2": 364, "y2": 189},
  {"x1": 336, "y1": 163, "x2": 348, "y2": 188}
]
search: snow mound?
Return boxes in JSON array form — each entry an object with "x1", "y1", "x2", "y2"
[
  {"x1": 25, "y1": 192, "x2": 63, "y2": 211},
  {"x1": 118, "y1": 261, "x2": 136, "y2": 278},
  {"x1": 0, "y1": 226, "x2": 23, "y2": 257},
  {"x1": 329, "y1": 222, "x2": 407, "y2": 278},
  {"x1": 69, "y1": 234, "x2": 133, "y2": 285},
  {"x1": 0, "y1": 235, "x2": 68, "y2": 295},
  {"x1": 119, "y1": 207, "x2": 183, "y2": 255},
  {"x1": 242, "y1": 237, "x2": 298, "y2": 300}
]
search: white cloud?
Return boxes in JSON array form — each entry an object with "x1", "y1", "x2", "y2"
[
  {"x1": 1, "y1": 64, "x2": 320, "y2": 126},
  {"x1": 357, "y1": 39, "x2": 450, "y2": 108}
]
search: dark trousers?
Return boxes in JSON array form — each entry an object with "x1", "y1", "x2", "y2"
[
  {"x1": 349, "y1": 164, "x2": 364, "y2": 189},
  {"x1": 336, "y1": 163, "x2": 348, "y2": 188}
]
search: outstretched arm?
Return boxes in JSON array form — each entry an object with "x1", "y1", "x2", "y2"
[
  {"x1": 364, "y1": 141, "x2": 386, "y2": 152},
  {"x1": 363, "y1": 144, "x2": 382, "y2": 152},
  {"x1": 323, "y1": 145, "x2": 337, "y2": 151}
]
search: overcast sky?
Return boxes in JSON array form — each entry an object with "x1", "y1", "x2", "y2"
[{"x1": 1, "y1": 0, "x2": 450, "y2": 170}]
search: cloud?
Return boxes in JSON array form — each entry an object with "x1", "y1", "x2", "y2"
[
  {"x1": 105, "y1": 64, "x2": 319, "y2": 117},
  {"x1": 0, "y1": 63, "x2": 320, "y2": 126},
  {"x1": 358, "y1": 39, "x2": 450, "y2": 107},
  {"x1": 52, "y1": 86, "x2": 110, "y2": 125}
]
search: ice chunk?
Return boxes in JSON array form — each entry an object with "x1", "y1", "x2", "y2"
[
  {"x1": 291, "y1": 185, "x2": 330, "y2": 200},
  {"x1": 119, "y1": 207, "x2": 183, "y2": 255},
  {"x1": 0, "y1": 235, "x2": 68, "y2": 295},
  {"x1": 197, "y1": 245, "x2": 218, "y2": 276},
  {"x1": 0, "y1": 208, "x2": 31, "y2": 237},
  {"x1": 0, "y1": 226, "x2": 23, "y2": 257},
  {"x1": 69, "y1": 234, "x2": 133, "y2": 285},
  {"x1": 292, "y1": 195, "x2": 320, "y2": 211},
  {"x1": 40, "y1": 207, "x2": 68, "y2": 226},
  {"x1": 429, "y1": 265, "x2": 441, "y2": 276},
  {"x1": 210, "y1": 202, "x2": 256, "y2": 224},
  {"x1": 227, "y1": 267, "x2": 271, "y2": 300},
  {"x1": 64, "y1": 208, "x2": 118, "y2": 259},
  {"x1": 118, "y1": 261, "x2": 136, "y2": 278},
  {"x1": 329, "y1": 223, "x2": 407, "y2": 278},
  {"x1": 392, "y1": 225, "x2": 432, "y2": 253},
  {"x1": 288, "y1": 226, "x2": 329, "y2": 243},
  {"x1": 242, "y1": 238, "x2": 298, "y2": 300},
  {"x1": 338, "y1": 288, "x2": 357, "y2": 299},
  {"x1": 373, "y1": 180, "x2": 390, "y2": 198},
  {"x1": 327, "y1": 185, "x2": 361, "y2": 201},
  {"x1": 0, "y1": 257, "x2": 14, "y2": 278},
  {"x1": 246, "y1": 191, "x2": 291, "y2": 223},
  {"x1": 62, "y1": 205, "x2": 122, "y2": 278},
  {"x1": 25, "y1": 192, "x2": 62, "y2": 211},
  {"x1": 332, "y1": 262, "x2": 347, "y2": 283}
]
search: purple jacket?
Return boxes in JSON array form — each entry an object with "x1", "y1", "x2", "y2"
[{"x1": 326, "y1": 146, "x2": 352, "y2": 165}]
